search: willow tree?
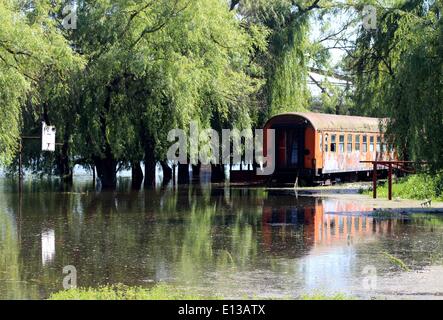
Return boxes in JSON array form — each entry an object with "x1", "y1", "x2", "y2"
[
  {"x1": 349, "y1": 0, "x2": 443, "y2": 168},
  {"x1": 232, "y1": 0, "x2": 335, "y2": 122},
  {"x1": 0, "y1": 0, "x2": 80, "y2": 166},
  {"x1": 65, "y1": 0, "x2": 265, "y2": 188}
]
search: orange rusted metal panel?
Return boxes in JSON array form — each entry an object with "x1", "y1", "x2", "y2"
[
  {"x1": 265, "y1": 112, "x2": 386, "y2": 133},
  {"x1": 315, "y1": 131, "x2": 322, "y2": 169},
  {"x1": 304, "y1": 126, "x2": 316, "y2": 169}
]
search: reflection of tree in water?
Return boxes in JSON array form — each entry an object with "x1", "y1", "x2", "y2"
[
  {"x1": 177, "y1": 186, "x2": 264, "y2": 286},
  {"x1": 4, "y1": 176, "x2": 443, "y2": 298},
  {"x1": 0, "y1": 195, "x2": 39, "y2": 299}
]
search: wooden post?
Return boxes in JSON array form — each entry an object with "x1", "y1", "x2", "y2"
[
  {"x1": 372, "y1": 161, "x2": 377, "y2": 199},
  {"x1": 92, "y1": 165, "x2": 96, "y2": 187},
  {"x1": 388, "y1": 164, "x2": 392, "y2": 201},
  {"x1": 19, "y1": 138, "x2": 23, "y2": 193}
]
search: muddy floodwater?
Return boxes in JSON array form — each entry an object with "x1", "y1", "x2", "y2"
[{"x1": 1, "y1": 178, "x2": 443, "y2": 300}]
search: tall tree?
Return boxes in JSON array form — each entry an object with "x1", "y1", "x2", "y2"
[
  {"x1": 232, "y1": 0, "x2": 331, "y2": 122},
  {"x1": 0, "y1": 0, "x2": 80, "y2": 166},
  {"x1": 349, "y1": 0, "x2": 443, "y2": 168},
  {"x1": 65, "y1": 0, "x2": 265, "y2": 188}
]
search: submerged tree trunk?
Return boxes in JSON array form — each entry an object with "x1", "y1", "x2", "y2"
[
  {"x1": 94, "y1": 81, "x2": 119, "y2": 189},
  {"x1": 191, "y1": 163, "x2": 201, "y2": 183},
  {"x1": 160, "y1": 161, "x2": 172, "y2": 185},
  {"x1": 211, "y1": 164, "x2": 225, "y2": 183},
  {"x1": 131, "y1": 161, "x2": 144, "y2": 190},
  {"x1": 144, "y1": 151, "x2": 156, "y2": 189},
  {"x1": 178, "y1": 163, "x2": 190, "y2": 184},
  {"x1": 57, "y1": 138, "x2": 73, "y2": 185},
  {"x1": 94, "y1": 155, "x2": 117, "y2": 189}
]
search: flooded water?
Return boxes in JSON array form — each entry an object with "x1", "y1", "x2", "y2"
[{"x1": 1, "y1": 177, "x2": 443, "y2": 300}]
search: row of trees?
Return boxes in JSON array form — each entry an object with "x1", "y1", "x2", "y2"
[
  {"x1": 1, "y1": 0, "x2": 442, "y2": 188},
  {"x1": 348, "y1": 0, "x2": 443, "y2": 169}
]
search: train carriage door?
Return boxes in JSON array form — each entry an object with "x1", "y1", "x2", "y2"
[
  {"x1": 276, "y1": 126, "x2": 305, "y2": 169},
  {"x1": 277, "y1": 130, "x2": 287, "y2": 168},
  {"x1": 287, "y1": 127, "x2": 304, "y2": 168}
]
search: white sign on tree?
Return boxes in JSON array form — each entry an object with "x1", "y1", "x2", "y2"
[{"x1": 42, "y1": 122, "x2": 56, "y2": 152}]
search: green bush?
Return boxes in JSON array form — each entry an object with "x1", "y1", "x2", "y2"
[{"x1": 365, "y1": 173, "x2": 443, "y2": 201}]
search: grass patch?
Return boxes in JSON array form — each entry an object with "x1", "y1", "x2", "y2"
[
  {"x1": 299, "y1": 292, "x2": 354, "y2": 300},
  {"x1": 48, "y1": 284, "x2": 213, "y2": 300},
  {"x1": 48, "y1": 284, "x2": 356, "y2": 300},
  {"x1": 363, "y1": 173, "x2": 443, "y2": 201}
]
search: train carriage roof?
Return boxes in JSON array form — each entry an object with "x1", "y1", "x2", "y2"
[{"x1": 265, "y1": 112, "x2": 386, "y2": 133}]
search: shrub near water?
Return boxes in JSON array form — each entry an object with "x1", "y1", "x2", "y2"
[{"x1": 368, "y1": 173, "x2": 443, "y2": 201}]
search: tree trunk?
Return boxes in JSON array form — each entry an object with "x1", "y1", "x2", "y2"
[
  {"x1": 57, "y1": 139, "x2": 73, "y2": 185},
  {"x1": 94, "y1": 80, "x2": 119, "y2": 190},
  {"x1": 160, "y1": 161, "x2": 172, "y2": 185},
  {"x1": 94, "y1": 156, "x2": 117, "y2": 189},
  {"x1": 191, "y1": 164, "x2": 201, "y2": 183},
  {"x1": 144, "y1": 153, "x2": 156, "y2": 189},
  {"x1": 211, "y1": 164, "x2": 225, "y2": 183},
  {"x1": 131, "y1": 161, "x2": 144, "y2": 190},
  {"x1": 178, "y1": 163, "x2": 190, "y2": 184}
]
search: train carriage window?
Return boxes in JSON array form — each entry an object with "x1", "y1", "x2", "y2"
[
  {"x1": 339, "y1": 135, "x2": 345, "y2": 153},
  {"x1": 330, "y1": 134, "x2": 336, "y2": 152},
  {"x1": 363, "y1": 135, "x2": 368, "y2": 152},
  {"x1": 355, "y1": 135, "x2": 361, "y2": 151},
  {"x1": 324, "y1": 134, "x2": 329, "y2": 152},
  {"x1": 376, "y1": 136, "x2": 381, "y2": 153},
  {"x1": 347, "y1": 135, "x2": 353, "y2": 152},
  {"x1": 370, "y1": 136, "x2": 375, "y2": 152}
]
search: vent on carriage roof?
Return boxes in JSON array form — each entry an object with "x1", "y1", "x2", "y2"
[{"x1": 266, "y1": 112, "x2": 387, "y2": 132}]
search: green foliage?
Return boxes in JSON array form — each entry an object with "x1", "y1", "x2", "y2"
[
  {"x1": 5, "y1": 0, "x2": 440, "y2": 181},
  {"x1": 48, "y1": 284, "x2": 210, "y2": 300},
  {"x1": 268, "y1": 16, "x2": 311, "y2": 114},
  {"x1": 1, "y1": 0, "x2": 269, "y2": 183},
  {"x1": 349, "y1": 0, "x2": 443, "y2": 168},
  {"x1": 48, "y1": 284, "x2": 354, "y2": 300},
  {"x1": 365, "y1": 173, "x2": 443, "y2": 201},
  {"x1": 67, "y1": 0, "x2": 266, "y2": 170},
  {"x1": 0, "y1": 0, "x2": 80, "y2": 165},
  {"x1": 235, "y1": 0, "x2": 323, "y2": 121},
  {"x1": 299, "y1": 292, "x2": 354, "y2": 300}
]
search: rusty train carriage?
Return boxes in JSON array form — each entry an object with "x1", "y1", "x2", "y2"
[{"x1": 263, "y1": 112, "x2": 394, "y2": 182}]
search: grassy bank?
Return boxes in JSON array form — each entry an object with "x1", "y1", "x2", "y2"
[
  {"x1": 48, "y1": 284, "x2": 353, "y2": 300},
  {"x1": 364, "y1": 173, "x2": 443, "y2": 201}
]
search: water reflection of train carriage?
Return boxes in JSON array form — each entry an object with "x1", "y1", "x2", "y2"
[
  {"x1": 263, "y1": 112, "x2": 396, "y2": 183},
  {"x1": 262, "y1": 197, "x2": 398, "y2": 251}
]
